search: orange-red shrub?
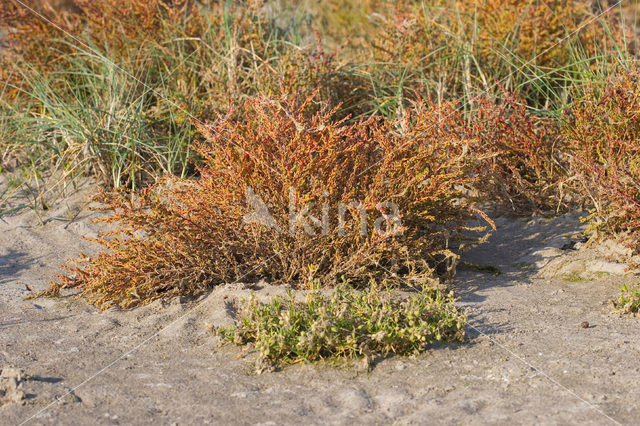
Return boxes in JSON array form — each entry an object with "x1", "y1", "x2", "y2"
[
  {"x1": 45, "y1": 91, "x2": 492, "y2": 308},
  {"x1": 471, "y1": 95, "x2": 573, "y2": 214},
  {"x1": 564, "y1": 67, "x2": 640, "y2": 249}
]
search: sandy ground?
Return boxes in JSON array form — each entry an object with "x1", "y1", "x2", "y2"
[{"x1": 1, "y1": 179, "x2": 640, "y2": 425}]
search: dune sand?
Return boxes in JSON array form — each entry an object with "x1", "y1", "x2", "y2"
[{"x1": 1, "y1": 178, "x2": 639, "y2": 424}]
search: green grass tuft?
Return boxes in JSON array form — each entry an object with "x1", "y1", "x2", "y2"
[{"x1": 612, "y1": 283, "x2": 640, "y2": 315}]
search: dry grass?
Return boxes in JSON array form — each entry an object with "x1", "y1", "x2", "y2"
[
  {"x1": 365, "y1": 0, "x2": 629, "y2": 114},
  {"x1": 0, "y1": 0, "x2": 367, "y2": 190}
]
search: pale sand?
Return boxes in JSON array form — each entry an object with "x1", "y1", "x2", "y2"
[{"x1": 1, "y1": 178, "x2": 639, "y2": 425}]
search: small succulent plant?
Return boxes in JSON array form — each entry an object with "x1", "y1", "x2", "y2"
[{"x1": 217, "y1": 281, "x2": 467, "y2": 372}]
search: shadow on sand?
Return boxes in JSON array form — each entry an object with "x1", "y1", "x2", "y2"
[{"x1": 0, "y1": 248, "x2": 33, "y2": 284}]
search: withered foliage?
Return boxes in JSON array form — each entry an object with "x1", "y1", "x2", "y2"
[
  {"x1": 44, "y1": 91, "x2": 492, "y2": 308},
  {"x1": 472, "y1": 95, "x2": 573, "y2": 214},
  {"x1": 564, "y1": 67, "x2": 640, "y2": 251}
]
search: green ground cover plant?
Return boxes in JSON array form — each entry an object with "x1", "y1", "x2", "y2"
[{"x1": 217, "y1": 282, "x2": 466, "y2": 372}]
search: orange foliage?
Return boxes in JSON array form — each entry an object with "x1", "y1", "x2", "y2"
[
  {"x1": 564, "y1": 67, "x2": 640, "y2": 249},
  {"x1": 44, "y1": 91, "x2": 492, "y2": 308}
]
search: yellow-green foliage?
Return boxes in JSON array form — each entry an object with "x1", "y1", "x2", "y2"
[
  {"x1": 612, "y1": 283, "x2": 640, "y2": 315},
  {"x1": 218, "y1": 281, "x2": 466, "y2": 372},
  {"x1": 272, "y1": 0, "x2": 391, "y2": 50}
]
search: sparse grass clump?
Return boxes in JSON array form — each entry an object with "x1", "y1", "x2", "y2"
[
  {"x1": 612, "y1": 283, "x2": 640, "y2": 315},
  {"x1": 218, "y1": 282, "x2": 466, "y2": 372}
]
